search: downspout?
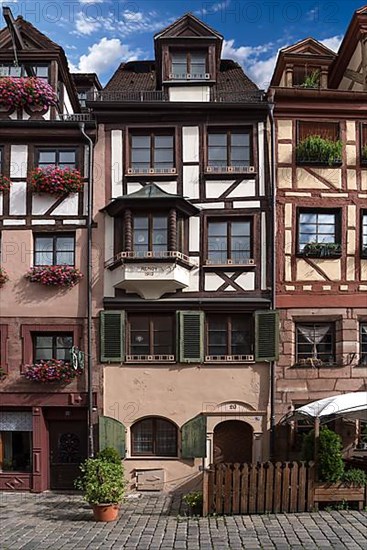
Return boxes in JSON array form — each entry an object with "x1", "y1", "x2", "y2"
[
  {"x1": 79, "y1": 122, "x2": 94, "y2": 458},
  {"x1": 268, "y1": 96, "x2": 277, "y2": 460}
]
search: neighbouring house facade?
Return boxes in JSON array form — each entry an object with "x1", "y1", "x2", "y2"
[
  {"x1": 92, "y1": 14, "x2": 277, "y2": 492},
  {"x1": 270, "y1": 6, "x2": 367, "y2": 458},
  {"x1": 0, "y1": 13, "x2": 103, "y2": 491}
]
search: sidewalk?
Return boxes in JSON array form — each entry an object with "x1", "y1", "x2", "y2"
[{"x1": 0, "y1": 492, "x2": 366, "y2": 549}]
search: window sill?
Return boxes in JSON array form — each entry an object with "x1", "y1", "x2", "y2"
[
  {"x1": 125, "y1": 357, "x2": 175, "y2": 364},
  {"x1": 203, "y1": 260, "x2": 255, "y2": 269},
  {"x1": 297, "y1": 251, "x2": 342, "y2": 260},
  {"x1": 205, "y1": 167, "x2": 256, "y2": 176},
  {"x1": 296, "y1": 159, "x2": 342, "y2": 168},
  {"x1": 291, "y1": 361, "x2": 339, "y2": 369},
  {"x1": 125, "y1": 170, "x2": 177, "y2": 178},
  {"x1": 205, "y1": 355, "x2": 255, "y2": 364}
]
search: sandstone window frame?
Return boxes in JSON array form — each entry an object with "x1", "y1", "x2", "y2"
[
  {"x1": 360, "y1": 323, "x2": 367, "y2": 366},
  {"x1": 295, "y1": 322, "x2": 336, "y2": 366}
]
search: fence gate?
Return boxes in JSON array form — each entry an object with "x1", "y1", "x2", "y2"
[{"x1": 204, "y1": 461, "x2": 315, "y2": 515}]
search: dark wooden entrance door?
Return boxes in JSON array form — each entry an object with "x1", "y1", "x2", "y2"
[
  {"x1": 213, "y1": 420, "x2": 253, "y2": 464},
  {"x1": 49, "y1": 421, "x2": 87, "y2": 489}
]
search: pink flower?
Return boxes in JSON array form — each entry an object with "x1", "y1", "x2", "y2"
[{"x1": 25, "y1": 265, "x2": 83, "y2": 288}]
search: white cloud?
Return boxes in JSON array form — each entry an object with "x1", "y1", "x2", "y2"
[
  {"x1": 197, "y1": 0, "x2": 232, "y2": 16},
  {"x1": 74, "y1": 12, "x2": 101, "y2": 35},
  {"x1": 320, "y1": 35, "x2": 343, "y2": 52},
  {"x1": 79, "y1": 0, "x2": 103, "y2": 4},
  {"x1": 222, "y1": 39, "x2": 277, "y2": 88},
  {"x1": 247, "y1": 53, "x2": 280, "y2": 89},
  {"x1": 70, "y1": 37, "x2": 142, "y2": 75}
]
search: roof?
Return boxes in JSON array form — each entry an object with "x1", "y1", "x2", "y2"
[
  {"x1": 71, "y1": 73, "x2": 103, "y2": 90},
  {"x1": 105, "y1": 59, "x2": 258, "y2": 93},
  {"x1": 154, "y1": 12, "x2": 223, "y2": 40}
]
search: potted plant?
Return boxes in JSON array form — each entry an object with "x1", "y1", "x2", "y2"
[
  {"x1": 0, "y1": 175, "x2": 11, "y2": 192},
  {"x1": 0, "y1": 267, "x2": 9, "y2": 287},
  {"x1": 30, "y1": 166, "x2": 84, "y2": 195},
  {"x1": 25, "y1": 265, "x2": 83, "y2": 288},
  {"x1": 301, "y1": 69, "x2": 320, "y2": 89},
  {"x1": 75, "y1": 450, "x2": 126, "y2": 522},
  {"x1": 296, "y1": 135, "x2": 343, "y2": 166},
  {"x1": 183, "y1": 491, "x2": 203, "y2": 516},
  {"x1": 24, "y1": 359, "x2": 83, "y2": 384},
  {"x1": 303, "y1": 242, "x2": 342, "y2": 258},
  {"x1": 0, "y1": 77, "x2": 57, "y2": 110}
]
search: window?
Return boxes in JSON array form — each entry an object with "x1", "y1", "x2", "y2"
[
  {"x1": 207, "y1": 219, "x2": 252, "y2": 264},
  {"x1": 361, "y1": 324, "x2": 367, "y2": 365},
  {"x1": 37, "y1": 149, "x2": 77, "y2": 170},
  {"x1": 131, "y1": 417, "x2": 177, "y2": 456},
  {"x1": 361, "y1": 124, "x2": 367, "y2": 164},
  {"x1": 296, "y1": 323, "x2": 335, "y2": 365},
  {"x1": 293, "y1": 66, "x2": 321, "y2": 87},
  {"x1": 208, "y1": 129, "x2": 251, "y2": 168},
  {"x1": 0, "y1": 432, "x2": 32, "y2": 472},
  {"x1": 298, "y1": 210, "x2": 341, "y2": 255},
  {"x1": 130, "y1": 133, "x2": 174, "y2": 173},
  {"x1": 206, "y1": 315, "x2": 252, "y2": 358},
  {"x1": 34, "y1": 234, "x2": 75, "y2": 266},
  {"x1": 0, "y1": 147, "x2": 3, "y2": 174},
  {"x1": 298, "y1": 121, "x2": 339, "y2": 142},
  {"x1": 128, "y1": 314, "x2": 174, "y2": 358},
  {"x1": 133, "y1": 215, "x2": 168, "y2": 256},
  {"x1": 171, "y1": 51, "x2": 207, "y2": 79},
  {"x1": 362, "y1": 212, "x2": 367, "y2": 257},
  {"x1": 77, "y1": 90, "x2": 88, "y2": 108},
  {"x1": 0, "y1": 64, "x2": 49, "y2": 80},
  {"x1": 33, "y1": 333, "x2": 73, "y2": 362}
]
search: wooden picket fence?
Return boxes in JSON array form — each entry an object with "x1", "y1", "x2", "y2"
[{"x1": 203, "y1": 461, "x2": 316, "y2": 515}]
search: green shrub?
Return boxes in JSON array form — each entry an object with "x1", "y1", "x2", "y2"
[
  {"x1": 302, "y1": 427, "x2": 344, "y2": 482},
  {"x1": 183, "y1": 491, "x2": 203, "y2": 512},
  {"x1": 342, "y1": 468, "x2": 367, "y2": 486},
  {"x1": 301, "y1": 69, "x2": 320, "y2": 88},
  {"x1": 75, "y1": 457, "x2": 126, "y2": 505},
  {"x1": 296, "y1": 135, "x2": 343, "y2": 166},
  {"x1": 97, "y1": 447, "x2": 121, "y2": 464}
]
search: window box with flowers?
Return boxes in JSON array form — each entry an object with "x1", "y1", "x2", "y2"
[
  {"x1": 0, "y1": 77, "x2": 57, "y2": 113},
  {"x1": 24, "y1": 359, "x2": 82, "y2": 384},
  {"x1": 30, "y1": 166, "x2": 84, "y2": 195},
  {"x1": 0, "y1": 175, "x2": 11, "y2": 192},
  {"x1": 303, "y1": 242, "x2": 342, "y2": 258},
  {"x1": 0, "y1": 267, "x2": 9, "y2": 287},
  {"x1": 25, "y1": 265, "x2": 83, "y2": 288},
  {"x1": 296, "y1": 135, "x2": 343, "y2": 166}
]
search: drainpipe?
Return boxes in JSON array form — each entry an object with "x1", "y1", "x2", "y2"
[
  {"x1": 79, "y1": 122, "x2": 94, "y2": 458},
  {"x1": 268, "y1": 97, "x2": 277, "y2": 460}
]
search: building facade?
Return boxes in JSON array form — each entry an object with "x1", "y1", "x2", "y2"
[
  {"x1": 93, "y1": 14, "x2": 277, "y2": 492},
  {"x1": 270, "y1": 6, "x2": 367, "y2": 458},
  {"x1": 0, "y1": 14, "x2": 103, "y2": 491}
]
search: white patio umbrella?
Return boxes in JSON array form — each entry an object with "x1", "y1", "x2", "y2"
[{"x1": 293, "y1": 392, "x2": 367, "y2": 422}]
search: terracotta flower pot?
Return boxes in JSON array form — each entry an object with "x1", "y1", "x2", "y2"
[{"x1": 92, "y1": 503, "x2": 120, "y2": 522}]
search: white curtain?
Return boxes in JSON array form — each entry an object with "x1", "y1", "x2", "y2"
[{"x1": 298, "y1": 325, "x2": 330, "y2": 359}]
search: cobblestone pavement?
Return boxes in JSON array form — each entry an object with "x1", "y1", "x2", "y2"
[{"x1": 0, "y1": 492, "x2": 366, "y2": 550}]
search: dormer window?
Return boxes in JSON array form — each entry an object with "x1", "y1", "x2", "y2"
[{"x1": 170, "y1": 51, "x2": 208, "y2": 80}]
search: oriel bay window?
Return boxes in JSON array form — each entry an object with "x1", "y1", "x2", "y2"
[
  {"x1": 298, "y1": 209, "x2": 341, "y2": 257},
  {"x1": 37, "y1": 149, "x2": 77, "y2": 170},
  {"x1": 34, "y1": 234, "x2": 75, "y2": 266},
  {"x1": 33, "y1": 333, "x2": 73, "y2": 362},
  {"x1": 127, "y1": 314, "x2": 174, "y2": 360},
  {"x1": 207, "y1": 129, "x2": 251, "y2": 170},
  {"x1": 129, "y1": 133, "x2": 175, "y2": 174},
  {"x1": 207, "y1": 219, "x2": 252, "y2": 264},
  {"x1": 133, "y1": 215, "x2": 168, "y2": 257},
  {"x1": 170, "y1": 50, "x2": 207, "y2": 79},
  {"x1": 131, "y1": 417, "x2": 178, "y2": 457},
  {"x1": 296, "y1": 323, "x2": 335, "y2": 366},
  {"x1": 206, "y1": 315, "x2": 253, "y2": 360}
]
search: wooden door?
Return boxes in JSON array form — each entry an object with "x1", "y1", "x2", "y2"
[
  {"x1": 49, "y1": 421, "x2": 87, "y2": 490},
  {"x1": 213, "y1": 420, "x2": 253, "y2": 464}
]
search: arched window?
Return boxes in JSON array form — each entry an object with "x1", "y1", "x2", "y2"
[{"x1": 131, "y1": 417, "x2": 177, "y2": 457}]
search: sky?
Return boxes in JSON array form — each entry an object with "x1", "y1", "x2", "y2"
[{"x1": 0, "y1": 0, "x2": 365, "y2": 88}]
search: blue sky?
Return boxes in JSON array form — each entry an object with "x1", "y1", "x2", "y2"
[{"x1": 0, "y1": 0, "x2": 364, "y2": 87}]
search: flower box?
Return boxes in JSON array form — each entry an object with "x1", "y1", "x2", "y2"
[
  {"x1": 313, "y1": 482, "x2": 366, "y2": 510},
  {"x1": 0, "y1": 267, "x2": 9, "y2": 287},
  {"x1": 24, "y1": 359, "x2": 82, "y2": 384},
  {"x1": 25, "y1": 265, "x2": 83, "y2": 288},
  {"x1": 296, "y1": 135, "x2": 343, "y2": 166},
  {"x1": 30, "y1": 167, "x2": 84, "y2": 195},
  {"x1": 0, "y1": 175, "x2": 11, "y2": 192},
  {"x1": 0, "y1": 77, "x2": 57, "y2": 110},
  {"x1": 303, "y1": 243, "x2": 342, "y2": 258}
]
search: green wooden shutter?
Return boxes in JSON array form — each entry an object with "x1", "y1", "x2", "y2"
[
  {"x1": 99, "y1": 415, "x2": 126, "y2": 458},
  {"x1": 255, "y1": 310, "x2": 279, "y2": 362},
  {"x1": 181, "y1": 414, "x2": 207, "y2": 458},
  {"x1": 100, "y1": 311, "x2": 125, "y2": 363},
  {"x1": 177, "y1": 311, "x2": 204, "y2": 363}
]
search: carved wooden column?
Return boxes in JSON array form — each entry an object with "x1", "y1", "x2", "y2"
[
  {"x1": 124, "y1": 209, "x2": 133, "y2": 252},
  {"x1": 320, "y1": 66, "x2": 328, "y2": 89},
  {"x1": 285, "y1": 64, "x2": 293, "y2": 87},
  {"x1": 169, "y1": 209, "x2": 177, "y2": 251}
]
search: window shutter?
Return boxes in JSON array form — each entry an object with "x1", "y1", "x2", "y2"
[
  {"x1": 98, "y1": 415, "x2": 126, "y2": 458},
  {"x1": 177, "y1": 311, "x2": 204, "y2": 363},
  {"x1": 255, "y1": 310, "x2": 279, "y2": 362},
  {"x1": 181, "y1": 414, "x2": 207, "y2": 458},
  {"x1": 100, "y1": 311, "x2": 125, "y2": 363}
]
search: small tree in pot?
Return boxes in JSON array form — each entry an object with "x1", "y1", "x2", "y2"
[{"x1": 75, "y1": 449, "x2": 126, "y2": 522}]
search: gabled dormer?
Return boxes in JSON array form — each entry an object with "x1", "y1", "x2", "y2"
[
  {"x1": 154, "y1": 13, "x2": 223, "y2": 87},
  {"x1": 270, "y1": 38, "x2": 336, "y2": 89}
]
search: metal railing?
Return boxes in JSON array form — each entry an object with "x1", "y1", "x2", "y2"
[
  {"x1": 87, "y1": 89, "x2": 265, "y2": 103},
  {"x1": 58, "y1": 113, "x2": 94, "y2": 122}
]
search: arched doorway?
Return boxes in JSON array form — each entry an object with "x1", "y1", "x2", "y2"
[{"x1": 213, "y1": 420, "x2": 253, "y2": 464}]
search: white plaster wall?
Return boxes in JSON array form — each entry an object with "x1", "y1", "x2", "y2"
[
  {"x1": 236, "y1": 272, "x2": 255, "y2": 291},
  {"x1": 0, "y1": 193, "x2": 3, "y2": 216},
  {"x1": 111, "y1": 130, "x2": 123, "y2": 198},
  {"x1": 153, "y1": 181, "x2": 177, "y2": 194},
  {"x1": 227, "y1": 180, "x2": 256, "y2": 198},
  {"x1": 205, "y1": 180, "x2": 234, "y2": 199},
  {"x1": 182, "y1": 263, "x2": 200, "y2": 292},
  {"x1": 261, "y1": 212, "x2": 267, "y2": 290},
  {"x1": 105, "y1": 215, "x2": 114, "y2": 263},
  {"x1": 9, "y1": 181, "x2": 27, "y2": 215},
  {"x1": 183, "y1": 165, "x2": 199, "y2": 198},
  {"x1": 169, "y1": 86, "x2": 210, "y2": 102},
  {"x1": 205, "y1": 272, "x2": 223, "y2": 291},
  {"x1": 233, "y1": 201, "x2": 261, "y2": 208},
  {"x1": 258, "y1": 122, "x2": 265, "y2": 196},
  {"x1": 63, "y1": 83, "x2": 74, "y2": 114},
  {"x1": 32, "y1": 194, "x2": 56, "y2": 215},
  {"x1": 52, "y1": 194, "x2": 79, "y2": 216},
  {"x1": 10, "y1": 145, "x2": 28, "y2": 179},
  {"x1": 189, "y1": 217, "x2": 200, "y2": 253},
  {"x1": 182, "y1": 127, "x2": 199, "y2": 162}
]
